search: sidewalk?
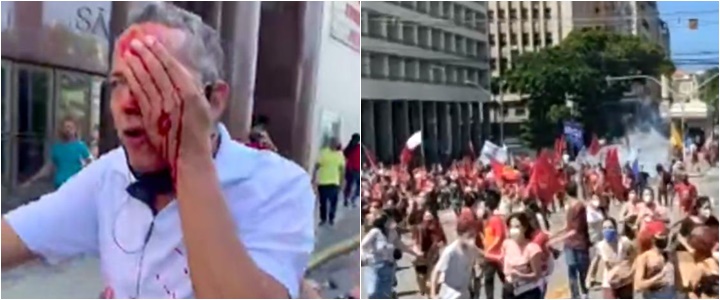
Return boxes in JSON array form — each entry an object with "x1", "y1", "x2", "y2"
[{"x1": 1, "y1": 204, "x2": 359, "y2": 298}]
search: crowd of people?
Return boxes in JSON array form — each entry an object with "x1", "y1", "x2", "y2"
[{"x1": 360, "y1": 140, "x2": 719, "y2": 299}]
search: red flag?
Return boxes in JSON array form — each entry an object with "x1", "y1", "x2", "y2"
[
  {"x1": 490, "y1": 159, "x2": 505, "y2": 180},
  {"x1": 400, "y1": 131, "x2": 422, "y2": 166},
  {"x1": 526, "y1": 150, "x2": 561, "y2": 206},
  {"x1": 589, "y1": 134, "x2": 601, "y2": 156},
  {"x1": 604, "y1": 148, "x2": 624, "y2": 201}
]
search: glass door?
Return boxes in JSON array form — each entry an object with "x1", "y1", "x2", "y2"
[
  {"x1": 2, "y1": 60, "x2": 10, "y2": 190},
  {"x1": 13, "y1": 64, "x2": 53, "y2": 188}
]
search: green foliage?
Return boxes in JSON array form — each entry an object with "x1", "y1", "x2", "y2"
[{"x1": 504, "y1": 28, "x2": 675, "y2": 149}]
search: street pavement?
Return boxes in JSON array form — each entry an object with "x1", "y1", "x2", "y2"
[
  {"x1": 391, "y1": 167, "x2": 719, "y2": 299},
  {"x1": 1, "y1": 203, "x2": 360, "y2": 298},
  {"x1": 306, "y1": 250, "x2": 360, "y2": 299}
]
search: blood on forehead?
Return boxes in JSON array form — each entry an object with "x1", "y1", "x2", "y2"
[{"x1": 116, "y1": 23, "x2": 184, "y2": 56}]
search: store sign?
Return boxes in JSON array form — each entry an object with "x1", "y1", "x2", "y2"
[
  {"x1": 42, "y1": 2, "x2": 111, "y2": 40},
  {"x1": 329, "y1": 1, "x2": 360, "y2": 52},
  {"x1": 74, "y1": 6, "x2": 110, "y2": 39}
]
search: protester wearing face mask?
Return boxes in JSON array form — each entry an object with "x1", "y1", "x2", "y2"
[
  {"x1": 501, "y1": 213, "x2": 544, "y2": 299},
  {"x1": 429, "y1": 218, "x2": 479, "y2": 299},
  {"x1": 677, "y1": 197, "x2": 719, "y2": 254},
  {"x1": 586, "y1": 193, "x2": 606, "y2": 245},
  {"x1": 361, "y1": 214, "x2": 420, "y2": 299},
  {"x1": 635, "y1": 187, "x2": 669, "y2": 232},
  {"x1": 634, "y1": 229, "x2": 677, "y2": 299},
  {"x1": 686, "y1": 226, "x2": 719, "y2": 299},
  {"x1": 585, "y1": 218, "x2": 635, "y2": 299},
  {"x1": 412, "y1": 210, "x2": 446, "y2": 297}
]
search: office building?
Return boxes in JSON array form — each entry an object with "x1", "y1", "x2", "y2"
[
  {"x1": 361, "y1": 1, "x2": 491, "y2": 165},
  {"x1": 487, "y1": 1, "x2": 669, "y2": 138}
]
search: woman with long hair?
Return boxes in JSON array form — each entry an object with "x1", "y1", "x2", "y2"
[
  {"x1": 501, "y1": 213, "x2": 544, "y2": 299},
  {"x1": 411, "y1": 209, "x2": 446, "y2": 298},
  {"x1": 21, "y1": 116, "x2": 92, "y2": 189},
  {"x1": 585, "y1": 218, "x2": 635, "y2": 299},
  {"x1": 686, "y1": 226, "x2": 719, "y2": 299},
  {"x1": 343, "y1": 133, "x2": 361, "y2": 207},
  {"x1": 361, "y1": 213, "x2": 419, "y2": 299},
  {"x1": 634, "y1": 227, "x2": 676, "y2": 298}
]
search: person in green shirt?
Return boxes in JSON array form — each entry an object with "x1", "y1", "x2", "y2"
[
  {"x1": 314, "y1": 137, "x2": 346, "y2": 226},
  {"x1": 22, "y1": 116, "x2": 93, "y2": 189}
]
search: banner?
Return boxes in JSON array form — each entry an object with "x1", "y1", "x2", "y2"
[
  {"x1": 480, "y1": 140, "x2": 508, "y2": 165},
  {"x1": 563, "y1": 121, "x2": 584, "y2": 150}
]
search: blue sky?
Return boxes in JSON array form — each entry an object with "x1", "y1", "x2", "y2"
[{"x1": 658, "y1": 1, "x2": 719, "y2": 71}]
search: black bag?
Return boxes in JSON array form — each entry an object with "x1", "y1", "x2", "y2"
[{"x1": 393, "y1": 248, "x2": 402, "y2": 260}]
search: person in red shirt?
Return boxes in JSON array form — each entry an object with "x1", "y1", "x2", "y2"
[
  {"x1": 482, "y1": 190, "x2": 507, "y2": 299},
  {"x1": 674, "y1": 173, "x2": 698, "y2": 215},
  {"x1": 246, "y1": 128, "x2": 277, "y2": 151},
  {"x1": 343, "y1": 133, "x2": 361, "y2": 207}
]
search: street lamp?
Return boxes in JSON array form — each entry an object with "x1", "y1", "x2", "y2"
[{"x1": 464, "y1": 80, "x2": 504, "y2": 144}]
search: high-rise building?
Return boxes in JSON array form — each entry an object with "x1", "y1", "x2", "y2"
[
  {"x1": 487, "y1": 1, "x2": 668, "y2": 138},
  {"x1": 361, "y1": 1, "x2": 491, "y2": 165}
]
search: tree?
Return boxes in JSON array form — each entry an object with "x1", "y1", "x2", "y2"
[{"x1": 504, "y1": 28, "x2": 674, "y2": 149}]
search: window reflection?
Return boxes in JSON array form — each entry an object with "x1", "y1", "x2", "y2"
[
  {"x1": 56, "y1": 71, "x2": 91, "y2": 141},
  {"x1": 17, "y1": 67, "x2": 51, "y2": 183},
  {"x1": 2, "y1": 62, "x2": 9, "y2": 187}
]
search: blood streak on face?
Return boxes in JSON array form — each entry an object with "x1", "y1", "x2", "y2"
[{"x1": 119, "y1": 23, "x2": 187, "y2": 186}]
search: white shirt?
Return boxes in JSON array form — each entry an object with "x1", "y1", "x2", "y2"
[
  {"x1": 5, "y1": 124, "x2": 315, "y2": 298},
  {"x1": 434, "y1": 240, "x2": 477, "y2": 299}
]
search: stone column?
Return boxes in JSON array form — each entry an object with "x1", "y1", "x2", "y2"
[
  {"x1": 100, "y1": 1, "x2": 131, "y2": 154},
  {"x1": 392, "y1": 100, "x2": 410, "y2": 163},
  {"x1": 423, "y1": 102, "x2": 439, "y2": 165},
  {"x1": 361, "y1": 101, "x2": 376, "y2": 162},
  {"x1": 375, "y1": 100, "x2": 394, "y2": 163},
  {"x1": 291, "y1": 1, "x2": 324, "y2": 168},
  {"x1": 460, "y1": 102, "x2": 470, "y2": 157},
  {"x1": 450, "y1": 102, "x2": 461, "y2": 160},
  {"x1": 219, "y1": 1, "x2": 261, "y2": 140},
  {"x1": 436, "y1": 103, "x2": 450, "y2": 165},
  {"x1": 473, "y1": 102, "x2": 483, "y2": 151}
]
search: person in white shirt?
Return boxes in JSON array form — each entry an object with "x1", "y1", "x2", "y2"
[
  {"x1": 429, "y1": 217, "x2": 479, "y2": 299},
  {"x1": 1, "y1": 3, "x2": 314, "y2": 298}
]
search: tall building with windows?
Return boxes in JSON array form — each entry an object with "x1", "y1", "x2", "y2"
[
  {"x1": 487, "y1": 1, "x2": 668, "y2": 139},
  {"x1": 361, "y1": 1, "x2": 491, "y2": 165}
]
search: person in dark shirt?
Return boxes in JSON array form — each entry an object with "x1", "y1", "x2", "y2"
[
  {"x1": 676, "y1": 197, "x2": 719, "y2": 253},
  {"x1": 551, "y1": 184, "x2": 591, "y2": 299},
  {"x1": 343, "y1": 133, "x2": 361, "y2": 207},
  {"x1": 656, "y1": 164, "x2": 673, "y2": 207}
]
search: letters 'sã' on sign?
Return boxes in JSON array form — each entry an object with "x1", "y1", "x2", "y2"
[{"x1": 688, "y1": 18, "x2": 698, "y2": 30}]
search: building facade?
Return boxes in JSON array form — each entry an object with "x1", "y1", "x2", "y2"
[
  {"x1": 487, "y1": 1, "x2": 669, "y2": 138},
  {"x1": 1, "y1": 1, "x2": 359, "y2": 207},
  {"x1": 361, "y1": 1, "x2": 491, "y2": 165}
]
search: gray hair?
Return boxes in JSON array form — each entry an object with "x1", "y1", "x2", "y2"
[{"x1": 127, "y1": 2, "x2": 225, "y2": 83}]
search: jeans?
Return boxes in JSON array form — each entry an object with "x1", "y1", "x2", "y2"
[
  {"x1": 643, "y1": 286, "x2": 676, "y2": 299},
  {"x1": 564, "y1": 247, "x2": 591, "y2": 298},
  {"x1": 364, "y1": 261, "x2": 395, "y2": 299},
  {"x1": 343, "y1": 169, "x2": 360, "y2": 206},
  {"x1": 318, "y1": 184, "x2": 340, "y2": 224},
  {"x1": 502, "y1": 287, "x2": 542, "y2": 299},
  {"x1": 483, "y1": 259, "x2": 506, "y2": 299}
]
